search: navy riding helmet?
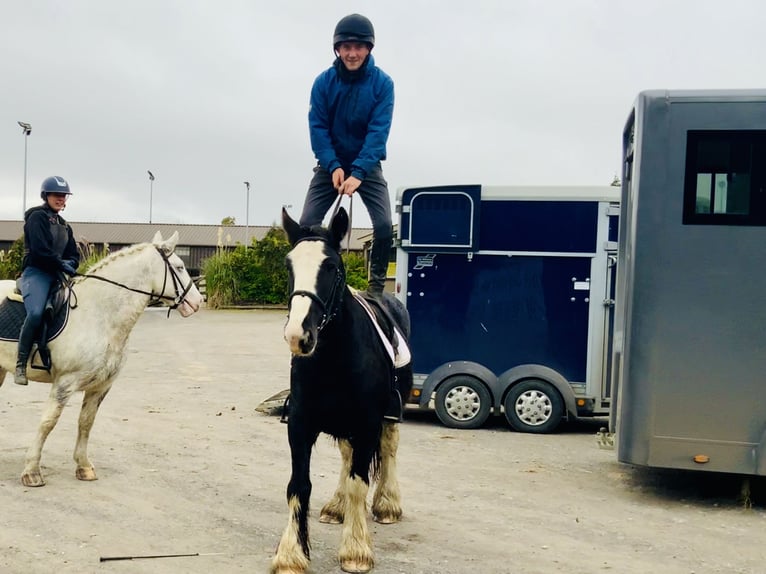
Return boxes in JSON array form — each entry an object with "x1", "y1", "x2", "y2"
[
  {"x1": 333, "y1": 14, "x2": 375, "y2": 49},
  {"x1": 40, "y1": 176, "x2": 72, "y2": 200}
]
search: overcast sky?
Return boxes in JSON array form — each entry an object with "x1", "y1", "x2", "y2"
[{"x1": 1, "y1": 1, "x2": 763, "y2": 230}]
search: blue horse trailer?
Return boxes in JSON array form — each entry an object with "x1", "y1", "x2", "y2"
[
  {"x1": 396, "y1": 185, "x2": 619, "y2": 433},
  {"x1": 610, "y1": 89, "x2": 766, "y2": 475}
]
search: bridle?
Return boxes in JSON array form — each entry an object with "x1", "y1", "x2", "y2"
[
  {"x1": 287, "y1": 237, "x2": 346, "y2": 332},
  {"x1": 72, "y1": 246, "x2": 196, "y2": 315}
]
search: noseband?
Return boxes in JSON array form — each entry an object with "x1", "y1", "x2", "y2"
[
  {"x1": 287, "y1": 238, "x2": 346, "y2": 332},
  {"x1": 74, "y1": 247, "x2": 196, "y2": 314}
]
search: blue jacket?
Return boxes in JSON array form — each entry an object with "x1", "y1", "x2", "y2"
[{"x1": 308, "y1": 54, "x2": 394, "y2": 181}]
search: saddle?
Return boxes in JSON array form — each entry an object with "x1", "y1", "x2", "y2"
[
  {"x1": 279, "y1": 290, "x2": 412, "y2": 425},
  {"x1": 0, "y1": 279, "x2": 72, "y2": 372},
  {"x1": 351, "y1": 289, "x2": 411, "y2": 369}
]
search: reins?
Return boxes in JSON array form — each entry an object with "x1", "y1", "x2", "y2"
[{"x1": 71, "y1": 246, "x2": 195, "y2": 315}]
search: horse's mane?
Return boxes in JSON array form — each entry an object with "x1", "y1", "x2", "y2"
[{"x1": 78, "y1": 242, "x2": 155, "y2": 278}]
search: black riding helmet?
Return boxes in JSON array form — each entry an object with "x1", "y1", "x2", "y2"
[
  {"x1": 333, "y1": 14, "x2": 375, "y2": 50},
  {"x1": 40, "y1": 176, "x2": 72, "y2": 200}
]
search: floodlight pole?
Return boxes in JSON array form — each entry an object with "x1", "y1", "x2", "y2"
[
  {"x1": 244, "y1": 181, "x2": 251, "y2": 249},
  {"x1": 147, "y1": 170, "x2": 155, "y2": 223},
  {"x1": 18, "y1": 121, "x2": 32, "y2": 217}
]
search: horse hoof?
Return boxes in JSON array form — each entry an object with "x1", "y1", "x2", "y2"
[
  {"x1": 76, "y1": 467, "x2": 98, "y2": 481},
  {"x1": 373, "y1": 514, "x2": 399, "y2": 524},
  {"x1": 21, "y1": 473, "x2": 45, "y2": 487},
  {"x1": 319, "y1": 513, "x2": 343, "y2": 524},
  {"x1": 340, "y1": 559, "x2": 373, "y2": 573}
]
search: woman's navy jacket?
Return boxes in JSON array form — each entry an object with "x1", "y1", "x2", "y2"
[{"x1": 22, "y1": 205, "x2": 80, "y2": 275}]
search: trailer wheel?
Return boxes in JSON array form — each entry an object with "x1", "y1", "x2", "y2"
[
  {"x1": 504, "y1": 379, "x2": 564, "y2": 434},
  {"x1": 434, "y1": 376, "x2": 492, "y2": 429}
]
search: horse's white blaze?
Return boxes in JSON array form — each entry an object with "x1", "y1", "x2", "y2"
[{"x1": 284, "y1": 241, "x2": 325, "y2": 353}]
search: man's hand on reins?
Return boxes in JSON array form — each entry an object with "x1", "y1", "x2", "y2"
[{"x1": 338, "y1": 175, "x2": 362, "y2": 196}]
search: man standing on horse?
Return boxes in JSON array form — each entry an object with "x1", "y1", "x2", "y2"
[
  {"x1": 15, "y1": 176, "x2": 80, "y2": 386},
  {"x1": 298, "y1": 13, "x2": 394, "y2": 298}
]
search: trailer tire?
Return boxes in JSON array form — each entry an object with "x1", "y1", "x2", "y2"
[
  {"x1": 504, "y1": 379, "x2": 564, "y2": 434},
  {"x1": 434, "y1": 376, "x2": 492, "y2": 430}
]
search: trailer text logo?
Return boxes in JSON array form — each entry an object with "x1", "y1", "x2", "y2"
[{"x1": 413, "y1": 254, "x2": 436, "y2": 270}]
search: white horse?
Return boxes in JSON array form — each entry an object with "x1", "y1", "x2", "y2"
[{"x1": 0, "y1": 231, "x2": 203, "y2": 487}]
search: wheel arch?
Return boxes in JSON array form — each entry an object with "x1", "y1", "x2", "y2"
[
  {"x1": 497, "y1": 364, "x2": 577, "y2": 421},
  {"x1": 418, "y1": 361, "x2": 500, "y2": 409}
]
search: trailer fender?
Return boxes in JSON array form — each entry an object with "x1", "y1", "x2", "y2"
[
  {"x1": 497, "y1": 364, "x2": 577, "y2": 420},
  {"x1": 418, "y1": 361, "x2": 499, "y2": 408}
]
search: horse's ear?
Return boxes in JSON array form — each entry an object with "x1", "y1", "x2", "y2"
[
  {"x1": 329, "y1": 207, "x2": 349, "y2": 248},
  {"x1": 282, "y1": 207, "x2": 303, "y2": 246},
  {"x1": 157, "y1": 231, "x2": 179, "y2": 254},
  {"x1": 152, "y1": 231, "x2": 163, "y2": 243}
]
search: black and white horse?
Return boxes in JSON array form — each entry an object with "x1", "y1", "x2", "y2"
[{"x1": 271, "y1": 207, "x2": 413, "y2": 574}]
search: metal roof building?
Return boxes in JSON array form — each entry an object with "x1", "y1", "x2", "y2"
[{"x1": 0, "y1": 220, "x2": 373, "y2": 276}]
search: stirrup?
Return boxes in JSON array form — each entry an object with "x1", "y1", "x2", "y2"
[{"x1": 383, "y1": 389, "x2": 403, "y2": 423}]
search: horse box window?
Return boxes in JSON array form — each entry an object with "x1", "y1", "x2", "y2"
[
  {"x1": 399, "y1": 185, "x2": 481, "y2": 252},
  {"x1": 683, "y1": 130, "x2": 766, "y2": 226}
]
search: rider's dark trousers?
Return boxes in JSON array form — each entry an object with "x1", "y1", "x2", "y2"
[
  {"x1": 18, "y1": 267, "x2": 56, "y2": 365},
  {"x1": 299, "y1": 163, "x2": 392, "y2": 293}
]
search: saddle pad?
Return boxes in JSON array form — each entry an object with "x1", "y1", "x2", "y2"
[
  {"x1": 0, "y1": 297, "x2": 70, "y2": 343},
  {"x1": 351, "y1": 290, "x2": 411, "y2": 368}
]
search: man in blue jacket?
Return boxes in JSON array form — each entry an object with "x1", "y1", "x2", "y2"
[
  {"x1": 299, "y1": 13, "x2": 394, "y2": 297},
  {"x1": 15, "y1": 176, "x2": 80, "y2": 385}
]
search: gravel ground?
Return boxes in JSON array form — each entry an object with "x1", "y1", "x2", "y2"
[{"x1": 1, "y1": 307, "x2": 766, "y2": 574}]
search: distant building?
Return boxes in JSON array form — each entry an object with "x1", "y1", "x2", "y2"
[{"x1": 0, "y1": 220, "x2": 372, "y2": 277}]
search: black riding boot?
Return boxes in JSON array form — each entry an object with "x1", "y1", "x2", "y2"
[
  {"x1": 367, "y1": 237, "x2": 390, "y2": 298},
  {"x1": 15, "y1": 320, "x2": 37, "y2": 386}
]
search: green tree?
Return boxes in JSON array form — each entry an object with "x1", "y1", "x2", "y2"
[{"x1": 0, "y1": 236, "x2": 24, "y2": 280}]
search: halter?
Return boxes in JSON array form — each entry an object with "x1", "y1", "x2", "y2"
[
  {"x1": 287, "y1": 237, "x2": 346, "y2": 332},
  {"x1": 73, "y1": 246, "x2": 196, "y2": 315}
]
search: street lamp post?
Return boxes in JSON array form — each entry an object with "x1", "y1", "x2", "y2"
[
  {"x1": 244, "y1": 181, "x2": 251, "y2": 249},
  {"x1": 147, "y1": 171, "x2": 155, "y2": 223},
  {"x1": 18, "y1": 121, "x2": 32, "y2": 217}
]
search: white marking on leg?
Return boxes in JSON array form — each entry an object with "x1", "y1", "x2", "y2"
[
  {"x1": 373, "y1": 422, "x2": 403, "y2": 523},
  {"x1": 320, "y1": 439, "x2": 352, "y2": 523},
  {"x1": 339, "y1": 474, "x2": 373, "y2": 573},
  {"x1": 272, "y1": 495, "x2": 310, "y2": 574}
]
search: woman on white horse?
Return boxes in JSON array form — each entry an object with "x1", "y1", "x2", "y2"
[{"x1": 15, "y1": 176, "x2": 80, "y2": 386}]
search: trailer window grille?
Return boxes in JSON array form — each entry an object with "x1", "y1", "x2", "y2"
[
  {"x1": 683, "y1": 130, "x2": 766, "y2": 225},
  {"x1": 409, "y1": 192, "x2": 474, "y2": 248}
]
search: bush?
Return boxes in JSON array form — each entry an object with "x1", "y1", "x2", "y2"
[
  {"x1": 202, "y1": 225, "x2": 370, "y2": 307},
  {"x1": 343, "y1": 252, "x2": 369, "y2": 291},
  {"x1": 77, "y1": 241, "x2": 109, "y2": 273},
  {"x1": 203, "y1": 248, "x2": 240, "y2": 309},
  {"x1": 0, "y1": 236, "x2": 24, "y2": 280}
]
